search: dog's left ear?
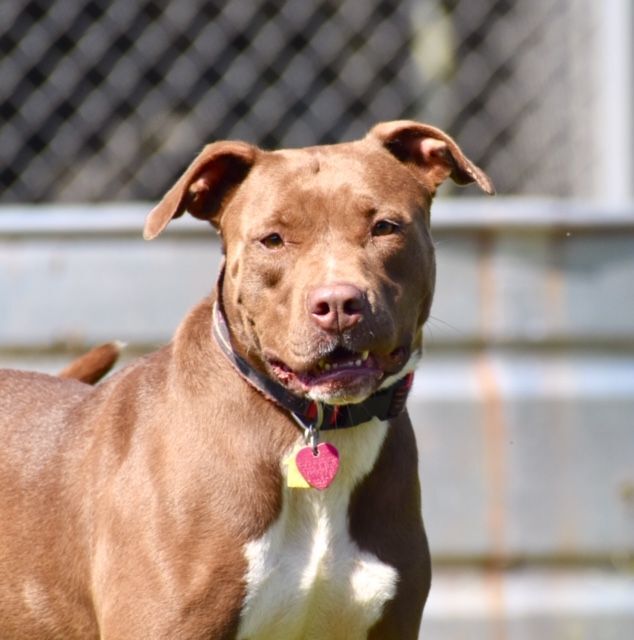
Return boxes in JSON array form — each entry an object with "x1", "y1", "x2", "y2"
[
  {"x1": 369, "y1": 120, "x2": 495, "y2": 195},
  {"x1": 144, "y1": 141, "x2": 257, "y2": 240}
]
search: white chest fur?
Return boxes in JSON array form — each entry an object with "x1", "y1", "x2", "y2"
[{"x1": 236, "y1": 419, "x2": 398, "y2": 640}]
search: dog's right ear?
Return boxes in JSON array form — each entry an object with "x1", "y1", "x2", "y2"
[{"x1": 143, "y1": 141, "x2": 256, "y2": 240}]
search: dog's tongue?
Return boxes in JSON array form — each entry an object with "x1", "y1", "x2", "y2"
[{"x1": 268, "y1": 349, "x2": 384, "y2": 401}]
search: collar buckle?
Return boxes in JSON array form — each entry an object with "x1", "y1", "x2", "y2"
[{"x1": 292, "y1": 402, "x2": 324, "y2": 455}]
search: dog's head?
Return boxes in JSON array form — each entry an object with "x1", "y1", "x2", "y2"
[{"x1": 145, "y1": 121, "x2": 493, "y2": 405}]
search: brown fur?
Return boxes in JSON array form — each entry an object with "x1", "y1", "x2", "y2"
[
  {"x1": 0, "y1": 121, "x2": 492, "y2": 639},
  {"x1": 58, "y1": 342, "x2": 123, "y2": 384}
]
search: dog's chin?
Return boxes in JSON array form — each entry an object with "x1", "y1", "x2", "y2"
[{"x1": 267, "y1": 346, "x2": 407, "y2": 405}]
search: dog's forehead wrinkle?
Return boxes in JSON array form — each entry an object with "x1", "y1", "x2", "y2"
[
  {"x1": 268, "y1": 144, "x2": 375, "y2": 184},
  {"x1": 243, "y1": 189, "x2": 377, "y2": 244}
]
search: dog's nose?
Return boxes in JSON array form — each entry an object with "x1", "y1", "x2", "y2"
[{"x1": 308, "y1": 283, "x2": 365, "y2": 332}]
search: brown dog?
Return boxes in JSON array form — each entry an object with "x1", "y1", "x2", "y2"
[{"x1": 0, "y1": 121, "x2": 493, "y2": 639}]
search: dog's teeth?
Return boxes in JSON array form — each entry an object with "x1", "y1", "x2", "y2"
[{"x1": 320, "y1": 357, "x2": 368, "y2": 372}]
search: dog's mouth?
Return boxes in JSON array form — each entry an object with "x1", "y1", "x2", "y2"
[{"x1": 267, "y1": 345, "x2": 408, "y2": 404}]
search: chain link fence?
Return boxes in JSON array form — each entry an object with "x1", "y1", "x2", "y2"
[{"x1": 1, "y1": 0, "x2": 598, "y2": 203}]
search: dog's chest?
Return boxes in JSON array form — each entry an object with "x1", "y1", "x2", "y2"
[{"x1": 236, "y1": 420, "x2": 398, "y2": 640}]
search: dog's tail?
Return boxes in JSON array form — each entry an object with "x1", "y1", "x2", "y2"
[{"x1": 58, "y1": 341, "x2": 125, "y2": 384}]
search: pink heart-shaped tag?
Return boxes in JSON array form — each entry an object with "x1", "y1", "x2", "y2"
[{"x1": 295, "y1": 442, "x2": 340, "y2": 490}]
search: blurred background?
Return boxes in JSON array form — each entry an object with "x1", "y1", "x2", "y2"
[{"x1": 1, "y1": 1, "x2": 633, "y2": 638}]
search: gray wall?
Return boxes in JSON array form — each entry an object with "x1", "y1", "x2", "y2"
[{"x1": 1, "y1": 200, "x2": 633, "y2": 639}]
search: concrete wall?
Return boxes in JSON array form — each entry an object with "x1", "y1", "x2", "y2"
[{"x1": 1, "y1": 199, "x2": 633, "y2": 639}]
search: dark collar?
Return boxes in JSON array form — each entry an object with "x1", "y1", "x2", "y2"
[{"x1": 211, "y1": 292, "x2": 413, "y2": 432}]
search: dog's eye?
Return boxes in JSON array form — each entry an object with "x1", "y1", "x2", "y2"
[
  {"x1": 372, "y1": 220, "x2": 400, "y2": 236},
  {"x1": 260, "y1": 233, "x2": 284, "y2": 249}
]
